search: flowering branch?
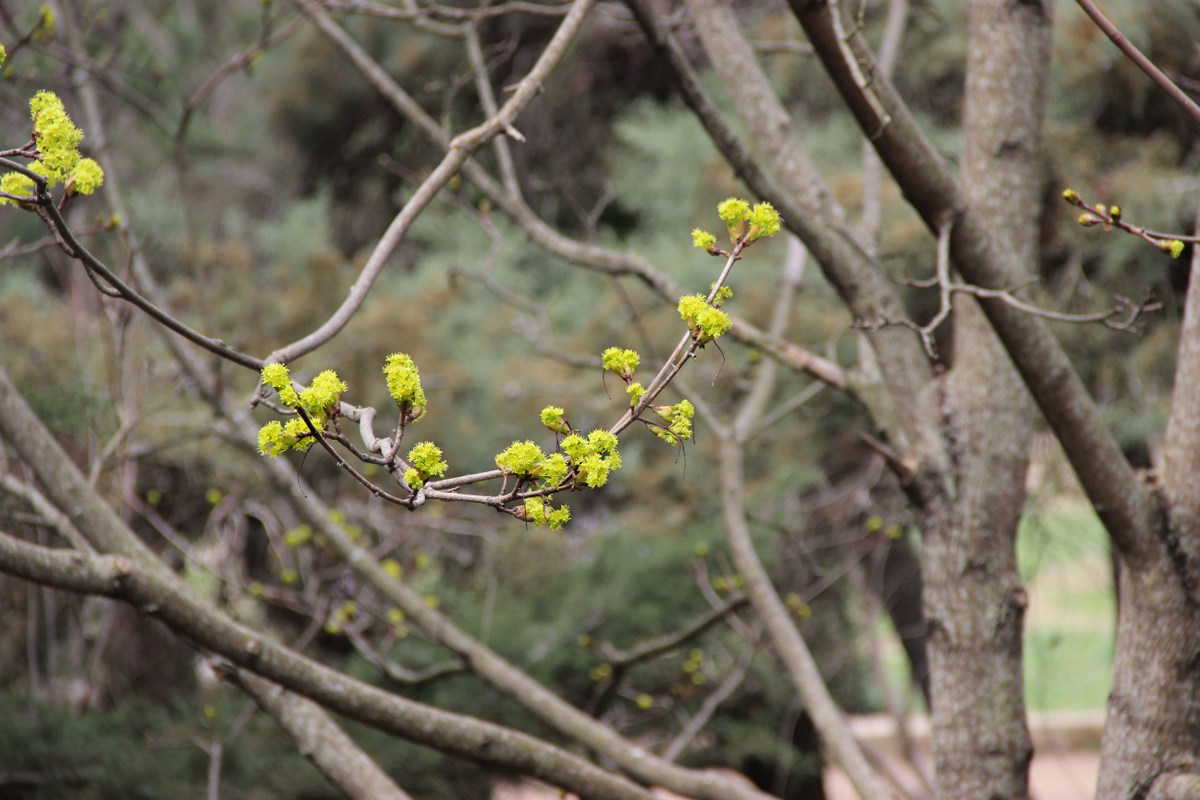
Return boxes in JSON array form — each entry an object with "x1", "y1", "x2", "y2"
[
  {"x1": 856, "y1": 218, "x2": 1162, "y2": 359},
  {"x1": 1072, "y1": 0, "x2": 1200, "y2": 127},
  {"x1": 1063, "y1": 187, "x2": 1194, "y2": 255}
]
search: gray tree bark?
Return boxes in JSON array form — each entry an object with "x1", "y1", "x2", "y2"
[
  {"x1": 1099, "y1": 213, "x2": 1200, "y2": 798},
  {"x1": 921, "y1": 3, "x2": 1050, "y2": 799},
  {"x1": 784, "y1": 0, "x2": 1200, "y2": 796},
  {"x1": 670, "y1": 1, "x2": 1050, "y2": 797}
]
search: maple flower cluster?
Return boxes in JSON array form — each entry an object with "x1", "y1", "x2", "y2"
[
  {"x1": 257, "y1": 363, "x2": 348, "y2": 457},
  {"x1": 250, "y1": 198, "x2": 780, "y2": 530},
  {"x1": 1, "y1": 87, "x2": 105, "y2": 206}
]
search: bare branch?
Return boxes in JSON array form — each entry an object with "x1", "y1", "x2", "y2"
[
  {"x1": 323, "y1": 0, "x2": 573, "y2": 21},
  {"x1": 345, "y1": 629, "x2": 465, "y2": 686},
  {"x1": 595, "y1": 592, "x2": 749, "y2": 667},
  {"x1": 788, "y1": 0, "x2": 1156, "y2": 563},
  {"x1": 661, "y1": 624, "x2": 761, "y2": 763},
  {"x1": 0, "y1": 473, "x2": 94, "y2": 552},
  {"x1": 1072, "y1": 0, "x2": 1200, "y2": 127},
  {"x1": 218, "y1": 665, "x2": 415, "y2": 800},
  {"x1": 859, "y1": 219, "x2": 1161, "y2": 358},
  {"x1": 274, "y1": 0, "x2": 597, "y2": 364}
]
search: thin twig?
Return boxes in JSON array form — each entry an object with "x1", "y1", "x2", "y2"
[
  {"x1": 1073, "y1": 0, "x2": 1200, "y2": 126},
  {"x1": 596, "y1": 592, "x2": 749, "y2": 666},
  {"x1": 858, "y1": 219, "x2": 1160, "y2": 357},
  {"x1": 661, "y1": 624, "x2": 761, "y2": 762},
  {"x1": 323, "y1": 0, "x2": 572, "y2": 21}
]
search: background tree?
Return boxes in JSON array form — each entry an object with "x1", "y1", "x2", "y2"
[{"x1": 1, "y1": 2, "x2": 1198, "y2": 800}]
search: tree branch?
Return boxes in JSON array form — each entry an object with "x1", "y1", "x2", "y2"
[
  {"x1": 787, "y1": 0, "x2": 1156, "y2": 563},
  {"x1": 715, "y1": 434, "x2": 893, "y2": 800},
  {"x1": 0, "y1": 529, "x2": 658, "y2": 800},
  {"x1": 217, "y1": 665, "x2": 415, "y2": 800},
  {"x1": 302, "y1": 0, "x2": 848, "y2": 392},
  {"x1": 1072, "y1": 0, "x2": 1200, "y2": 126},
  {"x1": 272, "y1": 0, "x2": 596, "y2": 365}
]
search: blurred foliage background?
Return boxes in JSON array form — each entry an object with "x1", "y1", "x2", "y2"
[{"x1": 0, "y1": 0, "x2": 1197, "y2": 797}]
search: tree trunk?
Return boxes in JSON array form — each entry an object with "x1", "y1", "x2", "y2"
[
  {"x1": 921, "y1": 2, "x2": 1051, "y2": 799},
  {"x1": 1098, "y1": 214, "x2": 1200, "y2": 800},
  {"x1": 1099, "y1": 555, "x2": 1200, "y2": 800}
]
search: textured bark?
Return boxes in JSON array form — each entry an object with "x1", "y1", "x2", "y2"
[
  {"x1": 1099, "y1": 556, "x2": 1200, "y2": 800},
  {"x1": 919, "y1": 4, "x2": 1049, "y2": 799},
  {"x1": 784, "y1": 1, "x2": 1200, "y2": 797},
  {"x1": 1098, "y1": 234, "x2": 1200, "y2": 799},
  {"x1": 227, "y1": 668, "x2": 414, "y2": 800},
  {"x1": 787, "y1": 0, "x2": 1156, "y2": 564},
  {"x1": 632, "y1": 0, "x2": 944, "y2": 469}
]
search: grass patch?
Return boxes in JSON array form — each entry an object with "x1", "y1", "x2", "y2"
[{"x1": 1019, "y1": 505, "x2": 1115, "y2": 711}]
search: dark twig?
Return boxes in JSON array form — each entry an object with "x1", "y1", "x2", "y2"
[
  {"x1": 1064, "y1": 190, "x2": 1200, "y2": 245},
  {"x1": 1073, "y1": 0, "x2": 1200, "y2": 127},
  {"x1": 857, "y1": 219, "x2": 1160, "y2": 357},
  {"x1": 595, "y1": 592, "x2": 749, "y2": 667}
]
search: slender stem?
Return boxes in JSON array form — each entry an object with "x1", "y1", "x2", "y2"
[
  {"x1": 277, "y1": 0, "x2": 596, "y2": 364},
  {"x1": 1073, "y1": 0, "x2": 1200, "y2": 126}
]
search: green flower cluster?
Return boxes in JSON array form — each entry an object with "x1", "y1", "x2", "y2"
[
  {"x1": 1, "y1": 91, "x2": 105, "y2": 206},
  {"x1": 30, "y1": 91, "x2": 82, "y2": 183},
  {"x1": 651, "y1": 399, "x2": 695, "y2": 446},
  {"x1": 691, "y1": 228, "x2": 717, "y2": 252},
  {"x1": 541, "y1": 405, "x2": 571, "y2": 435},
  {"x1": 561, "y1": 430, "x2": 622, "y2": 489},
  {"x1": 496, "y1": 440, "x2": 548, "y2": 477},
  {"x1": 1159, "y1": 239, "x2": 1185, "y2": 259},
  {"x1": 257, "y1": 418, "x2": 314, "y2": 457},
  {"x1": 717, "y1": 197, "x2": 751, "y2": 233},
  {"x1": 0, "y1": 172, "x2": 34, "y2": 205},
  {"x1": 67, "y1": 157, "x2": 104, "y2": 197},
  {"x1": 301, "y1": 370, "x2": 349, "y2": 417},
  {"x1": 710, "y1": 284, "x2": 734, "y2": 308},
  {"x1": 720, "y1": 197, "x2": 781, "y2": 242},
  {"x1": 626, "y1": 382, "x2": 646, "y2": 406},
  {"x1": 521, "y1": 496, "x2": 572, "y2": 531},
  {"x1": 542, "y1": 452, "x2": 569, "y2": 485},
  {"x1": 601, "y1": 347, "x2": 640, "y2": 380},
  {"x1": 496, "y1": 435, "x2": 574, "y2": 529},
  {"x1": 257, "y1": 363, "x2": 347, "y2": 457},
  {"x1": 600, "y1": 346, "x2": 644, "y2": 407},
  {"x1": 693, "y1": 196, "x2": 782, "y2": 248},
  {"x1": 404, "y1": 441, "x2": 448, "y2": 490},
  {"x1": 384, "y1": 353, "x2": 426, "y2": 422},
  {"x1": 678, "y1": 294, "x2": 732, "y2": 343}
]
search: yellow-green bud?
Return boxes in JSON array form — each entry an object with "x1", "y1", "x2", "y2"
[
  {"x1": 1159, "y1": 239, "x2": 1186, "y2": 259},
  {"x1": 540, "y1": 406, "x2": 571, "y2": 435},
  {"x1": 691, "y1": 228, "x2": 717, "y2": 251}
]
